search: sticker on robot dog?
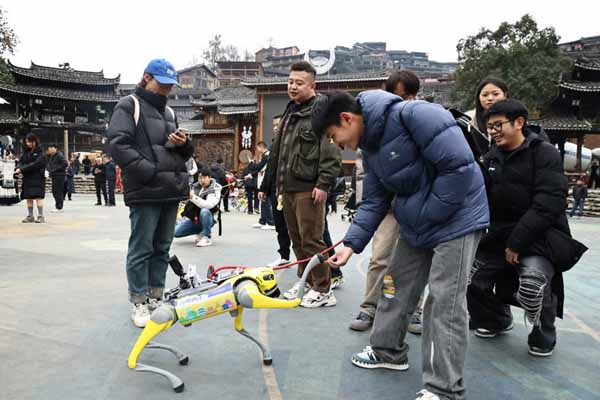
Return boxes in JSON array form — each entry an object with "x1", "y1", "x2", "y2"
[
  {"x1": 383, "y1": 275, "x2": 395, "y2": 299},
  {"x1": 174, "y1": 283, "x2": 233, "y2": 308}
]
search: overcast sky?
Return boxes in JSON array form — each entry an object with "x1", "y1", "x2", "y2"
[{"x1": 2, "y1": 0, "x2": 599, "y2": 83}]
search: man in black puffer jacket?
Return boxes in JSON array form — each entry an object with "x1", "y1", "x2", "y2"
[
  {"x1": 46, "y1": 144, "x2": 68, "y2": 212},
  {"x1": 107, "y1": 58, "x2": 194, "y2": 328},
  {"x1": 468, "y1": 99, "x2": 585, "y2": 358}
]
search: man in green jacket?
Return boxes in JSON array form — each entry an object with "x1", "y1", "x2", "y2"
[{"x1": 259, "y1": 61, "x2": 341, "y2": 308}]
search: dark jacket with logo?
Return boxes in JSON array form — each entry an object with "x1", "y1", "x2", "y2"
[
  {"x1": 18, "y1": 146, "x2": 47, "y2": 199},
  {"x1": 262, "y1": 95, "x2": 341, "y2": 195},
  {"x1": 106, "y1": 87, "x2": 194, "y2": 206},
  {"x1": 46, "y1": 151, "x2": 68, "y2": 177}
]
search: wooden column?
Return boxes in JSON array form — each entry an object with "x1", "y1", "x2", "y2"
[
  {"x1": 257, "y1": 94, "x2": 264, "y2": 142},
  {"x1": 63, "y1": 129, "x2": 69, "y2": 161},
  {"x1": 233, "y1": 119, "x2": 240, "y2": 171},
  {"x1": 576, "y1": 134, "x2": 583, "y2": 173}
]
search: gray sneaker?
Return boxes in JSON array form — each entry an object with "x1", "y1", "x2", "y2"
[
  {"x1": 350, "y1": 311, "x2": 374, "y2": 331},
  {"x1": 22, "y1": 215, "x2": 35, "y2": 223},
  {"x1": 408, "y1": 310, "x2": 423, "y2": 335},
  {"x1": 35, "y1": 216, "x2": 45, "y2": 223},
  {"x1": 351, "y1": 346, "x2": 409, "y2": 371}
]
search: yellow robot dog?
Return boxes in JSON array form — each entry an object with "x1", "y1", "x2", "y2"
[{"x1": 127, "y1": 253, "x2": 325, "y2": 393}]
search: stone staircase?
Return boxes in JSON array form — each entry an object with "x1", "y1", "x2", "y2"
[{"x1": 17, "y1": 175, "x2": 121, "y2": 195}]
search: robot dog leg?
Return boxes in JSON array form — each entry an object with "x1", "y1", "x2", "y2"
[{"x1": 127, "y1": 304, "x2": 188, "y2": 392}]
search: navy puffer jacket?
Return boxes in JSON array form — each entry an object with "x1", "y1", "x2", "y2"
[{"x1": 343, "y1": 90, "x2": 489, "y2": 251}]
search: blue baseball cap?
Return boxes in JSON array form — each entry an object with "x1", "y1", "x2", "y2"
[{"x1": 144, "y1": 58, "x2": 180, "y2": 86}]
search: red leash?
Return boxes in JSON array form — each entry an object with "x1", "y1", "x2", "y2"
[{"x1": 207, "y1": 239, "x2": 344, "y2": 280}]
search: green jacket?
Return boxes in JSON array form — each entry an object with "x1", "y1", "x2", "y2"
[{"x1": 262, "y1": 95, "x2": 341, "y2": 195}]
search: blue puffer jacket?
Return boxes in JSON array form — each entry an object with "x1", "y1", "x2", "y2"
[{"x1": 344, "y1": 90, "x2": 489, "y2": 252}]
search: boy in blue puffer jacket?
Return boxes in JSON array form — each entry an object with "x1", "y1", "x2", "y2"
[{"x1": 312, "y1": 90, "x2": 489, "y2": 400}]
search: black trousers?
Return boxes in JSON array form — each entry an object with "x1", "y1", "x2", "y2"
[
  {"x1": 468, "y1": 250, "x2": 557, "y2": 349},
  {"x1": 106, "y1": 178, "x2": 116, "y2": 205},
  {"x1": 222, "y1": 188, "x2": 230, "y2": 212},
  {"x1": 246, "y1": 188, "x2": 256, "y2": 213},
  {"x1": 95, "y1": 181, "x2": 107, "y2": 204},
  {"x1": 270, "y1": 193, "x2": 291, "y2": 260},
  {"x1": 52, "y1": 175, "x2": 65, "y2": 210}
]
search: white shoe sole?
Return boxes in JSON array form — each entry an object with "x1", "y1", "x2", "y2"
[
  {"x1": 475, "y1": 323, "x2": 513, "y2": 338},
  {"x1": 351, "y1": 358, "x2": 409, "y2": 371},
  {"x1": 300, "y1": 297, "x2": 337, "y2": 308},
  {"x1": 528, "y1": 348, "x2": 553, "y2": 357}
]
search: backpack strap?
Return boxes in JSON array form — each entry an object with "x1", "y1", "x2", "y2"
[
  {"x1": 128, "y1": 94, "x2": 140, "y2": 126},
  {"x1": 166, "y1": 105, "x2": 175, "y2": 122}
]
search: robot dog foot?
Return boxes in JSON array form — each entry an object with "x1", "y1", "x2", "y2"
[{"x1": 134, "y1": 363, "x2": 185, "y2": 393}]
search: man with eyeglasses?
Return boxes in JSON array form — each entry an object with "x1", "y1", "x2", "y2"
[{"x1": 468, "y1": 99, "x2": 575, "y2": 358}]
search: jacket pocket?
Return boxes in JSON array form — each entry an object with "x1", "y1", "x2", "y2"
[
  {"x1": 291, "y1": 153, "x2": 318, "y2": 182},
  {"x1": 298, "y1": 128, "x2": 319, "y2": 159}
]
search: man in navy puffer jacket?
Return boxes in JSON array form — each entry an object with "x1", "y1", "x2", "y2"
[{"x1": 312, "y1": 90, "x2": 489, "y2": 400}]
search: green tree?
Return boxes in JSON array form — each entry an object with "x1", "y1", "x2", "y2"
[
  {"x1": 0, "y1": 6, "x2": 18, "y2": 83},
  {"x1": 452, "y1": 14, "x2": 571, "y2": 115}
]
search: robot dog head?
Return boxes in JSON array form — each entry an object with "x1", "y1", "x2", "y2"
[{"x1": 242, "y1": 267, "x2": 280, "y2": 298}]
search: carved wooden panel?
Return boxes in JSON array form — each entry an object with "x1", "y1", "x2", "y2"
[{"x1": 192, "y1": 136, "x2": 235, "y2": 170}]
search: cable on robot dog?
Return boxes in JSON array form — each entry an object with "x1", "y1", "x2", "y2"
[{"x1": 207, "y1": 239, "x2": 344, "y2": 280}]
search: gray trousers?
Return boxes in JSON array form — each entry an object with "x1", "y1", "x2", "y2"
[{"x1": 371, "y1": 231, "x2": 482, "y2": 400}]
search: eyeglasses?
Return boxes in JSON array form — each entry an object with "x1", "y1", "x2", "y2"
[{"x1": 486, "y1": 120, "x2": 512, "y2": 132}]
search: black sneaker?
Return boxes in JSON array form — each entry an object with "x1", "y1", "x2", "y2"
[
  {"x1": 528, "y1": 345, "x2": 554, "y2": 357},
  {"x1": 350, "y1": 311, "x2": 374, "y2": 331},
  {"x1": 475, "y1": 323, "x2": 514, "y2": 338},
  {"x1": 408, "y1": 310, "x2": 423, "y2": 335}
]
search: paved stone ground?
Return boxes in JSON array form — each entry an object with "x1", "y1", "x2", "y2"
[{"x1": 1, "y1": 195, "x2": 599, "y2": 400}]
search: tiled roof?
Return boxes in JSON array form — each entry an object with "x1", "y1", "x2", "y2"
[
  {"x1": 560, "y1": 80, "x2": 600, "y2": 92},
  {"x1": 191, "y1": 86, "x2": 257, "y2": 115},
  {"x1": 533, "y1": 117, "x2": 592, "y2": 131},
  {"x1": 574, "y1": 59, "x2": 600, "y2": 71},
  {"x1": 7, "y1": 60, "x2": 120, "y2": 86},
  {"x1": 242, "y1": 70, "x2": 388, "y2": 86},
  {"x1": 0, "y1": 111, "x2": 21, "y2": 125},
  {"x1": 0, "y1": 82, "x2": 120, "y2": 103}
]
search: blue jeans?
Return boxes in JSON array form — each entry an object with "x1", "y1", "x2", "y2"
[
  {"x1": 174, "y1": 208, "x2": 214, "y2": 238},
  {"x1": 570, "y1": 198, "x2": 585, "y2": 217},
  {"x1": 259, "y1": 195, "x2": 274, "y2": 225},
  {"x1": 126, "y1": 202, "x2": 179, "y2": 304}
]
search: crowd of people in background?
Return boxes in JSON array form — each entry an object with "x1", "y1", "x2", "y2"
[{"x1": 0, "y1": 57, "x2": 592, "y2": 400}]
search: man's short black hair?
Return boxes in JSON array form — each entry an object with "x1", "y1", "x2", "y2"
[
  {"x1": 290, "y1": 61, "x2": 316, "y2": 78},
  {"x1": 385, "y1": 70, "x2": 420, "y2": 96},
  {"x1": 216, "y1": 158, "x2": 223, "y2": 164},
  {"x1": 311, "y1": 91, "x2": 362, "y2": 136},
  {"x1": 47, "y1": 144, "x2": 58, "y2": 149},
  {"x1": 199, "y1": 167, "x2": 212, "y2": 177},
  {"x1": 483, "y1": 99, "x2": 528, "y2": 123}
]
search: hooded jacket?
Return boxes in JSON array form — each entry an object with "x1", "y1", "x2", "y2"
[
  {"x1": 106, "y1": 87, "x2": 194, "y2": 205},
  {"x1": 343, "y1": 90, "x2": 489, "y2": 252}
]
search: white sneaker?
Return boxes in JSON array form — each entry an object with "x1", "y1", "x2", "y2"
[
  {"x1": 196, "y1": 236, "x2": 212, "y2": 247},
  {"x1": 251, "y1": 223, "x2": 265, "y2": 229},
  {"x1": 260, "y1": 225, "x2": 276, "y2": 230},
  {"x1": 415, "y1": 390, "x2": 441, "y2": 400},
  {"x1": 267, "y1": 257, "x2": 289, "y2": 268},
  {"x1": 194, "y1": 234, "x2": 202, "y2": 245},
  {"x1": 283, "y1": 281, "x2": 309, "y2": 300},
  {"x1": 131, "y1": 303, "x2": 150, "y2": 328},
  {"x1": 300, "y1": 289, "x2": 337, "y2": 308},
  {"x1": 51, "y1": 208, "x2": 64, "y2": 213},
  {"x1": 331, "y1": 275, "x2": 344, "y2": 290}
]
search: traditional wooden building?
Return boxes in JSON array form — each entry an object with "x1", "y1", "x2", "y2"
[
  {"x1": 242, "y1": 71, "x2": 388, "y2": 173},
  {"x1": 190, "y1": 86, "x2": 258, "y2": 170},
  {"x1": 216, "y1": 61, "x2": 263, "y2": 88},
  {"x1": 536, "y1": 57, "x2": 600, "y2": 171},
  {"x1": 0, "y1": 61, "x2": 120, "y2": 158}
]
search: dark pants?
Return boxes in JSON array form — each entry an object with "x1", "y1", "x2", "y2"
[
  {"x1": 222, "y1": 188, "x2": 230, "y2": 212},
  {"x1": 95, "y1": 180, "x2": 107, "y2": 204},
  {"x1": 570, "y1": 198, "x2": 585, "y2": 217},
  {"x1": 126, "y1": 202, "x2": 179, "y2": 304},
  {"x1": 270, "y1": 193, "x2": 290, "y2": 260},
  {"x1": 468, "y1": 250, "x2": 557, "y2": 350},
  {"x1": 259, "y1": 194, "x2": 275, "y2": 225},
  {"x1": 323, "y1": 217, "x2": 342, "y2": 278},
  {"x1": 51, "y1": 175, "x2": 65, "y2": 210},
  {"x1": 246, "y1": 188, "x2": 256, "y2": 214},
  {"x1": 283, "y1": 192, "x2": 330, "y2": 293},
  {"x1": 106, "y1": 177, "x2": 116, "y2": 205}
]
